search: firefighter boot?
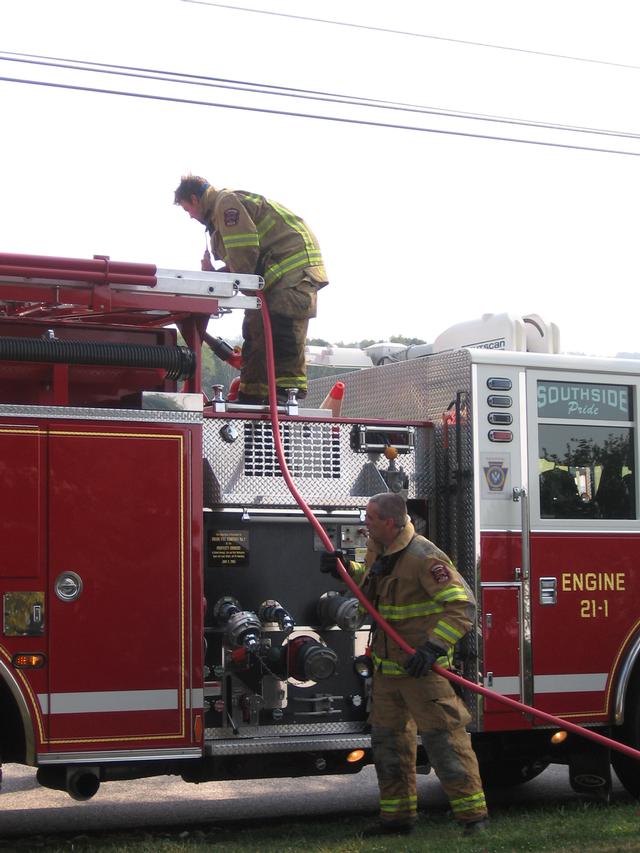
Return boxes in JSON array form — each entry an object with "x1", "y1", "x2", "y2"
[
  {"x1": 463, "y1": 817, "x2": 490, "y2": 835},
  {"x1": 361, "y1": 819, "x2": 416, "y2": 837}
]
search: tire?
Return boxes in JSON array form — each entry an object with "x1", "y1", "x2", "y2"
[
  {"x1": 480, "y1": 758, "x2": 548, "y2": 789},
  {"x1": 612, "y1": 679, "x2": 640, "y2": 798}
]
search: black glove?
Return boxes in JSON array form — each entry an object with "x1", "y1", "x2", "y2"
[
  {"x1": 405, "y1": 641, "x2": 445, "y2": 677},
  {"x1": 320, "y1": 549, "x2": 344, "y2": 579}
]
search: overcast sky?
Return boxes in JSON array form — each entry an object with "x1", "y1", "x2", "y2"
[{"x1": 2, "y1": 0, "x2": 639, "y2": 355}]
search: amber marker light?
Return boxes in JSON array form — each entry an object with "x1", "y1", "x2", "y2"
[
  {"x1": 194, "y1": 714, "x2": 203, "y2": 741},
  {"x1": 347, "y1": 749, "x2": 365, "y2": 763},
  {"x1": 12, "y1": 653, "x2": 45, "y2": 669},
  {"x1": 551, "y1": 730, "x2": 568, "y2": 744}
]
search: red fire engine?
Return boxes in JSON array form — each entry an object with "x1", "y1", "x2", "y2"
[{"x1": 0, "y1": 253, "x2": 639, "y2": 803}]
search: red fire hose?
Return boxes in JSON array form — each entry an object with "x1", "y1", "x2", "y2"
[{"x1": 259, "y1": 299, "x2": 640, "y2": 763}]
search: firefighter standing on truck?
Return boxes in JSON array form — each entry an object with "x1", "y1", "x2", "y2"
[
  {"x1": 174, "y1": 174, "x2": 328, "y2": 403},
  {"x1": 322, "y1": 492, "x2": 489, "y2": 837}
]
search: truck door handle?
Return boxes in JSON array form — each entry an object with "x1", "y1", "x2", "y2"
[{"x1": 55, "y1": 571, "x2": 83, "y2": 602}]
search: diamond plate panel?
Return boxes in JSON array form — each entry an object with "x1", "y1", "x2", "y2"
[
  {"x1": 206, "y1": 720, "x2": 367, "y2": 740},
  {"x1": 205, "y1": 732, "x2": 370, "y2": 756},
  {"x1": 203, "y1": 415, "x2": 432, "y2": 507},
  {"x1": 308, "y1": 352, "x2": 481, "y2": 724}
]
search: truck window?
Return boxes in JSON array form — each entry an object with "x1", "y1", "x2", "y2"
[{"x1": 537, "y1": 381, "x2": 635, "y2": 520}]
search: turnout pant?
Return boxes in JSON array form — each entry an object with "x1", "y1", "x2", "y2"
[
  {"x1": 369, "y1": 670, "x2": 488, "y2": 825},
  {"x1": 239, "y1": 274, "x2": 318, "y2": 401},
  {"x1": 240, "y1": 309, "x2": 308, "y2": 400}
]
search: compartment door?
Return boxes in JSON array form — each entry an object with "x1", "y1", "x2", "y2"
[
  {"x1": 482, "y1": 585, "x2": 524, "y2": 729},
  {"x1": 0, "y1": 423, "x2": 45, "y2": 579},
  {"x1": 47, "y1": 424, "x2": 192, "y2": 750}
]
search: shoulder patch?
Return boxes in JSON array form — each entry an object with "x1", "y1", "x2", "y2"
[
  {"x1": 223, "y1": 208, "x2": 240, "y2": 227},
  {"x1": 431, "y1": 563, "x2": 451, "y2": 584}
]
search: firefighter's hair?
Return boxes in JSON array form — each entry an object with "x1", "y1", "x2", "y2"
[
  {"x1": 369, "y1": 492, "x2": 407, "y2": 529},
  {"x1": 174, "y1": 174, "x2": 211, "y2": 204}
]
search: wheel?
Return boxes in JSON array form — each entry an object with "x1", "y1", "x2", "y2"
[
  {"x1": 612, "y1": 678, "x2": 640, "y2": 798},
  {"x1": 480, "y1": 758, "x2": 548, "y2": 788}
]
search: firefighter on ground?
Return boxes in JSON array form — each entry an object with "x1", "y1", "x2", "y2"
[
  {"x1": 321, "y1": 492, "x2": 489, "y2": 837},
  {"x1": 174, "y1": 175, "x2": 328, "y2": 403}
]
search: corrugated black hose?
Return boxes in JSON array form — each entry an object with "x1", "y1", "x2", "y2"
[{"x1": 0, "y1": 336, "x2": 196, "y2": 380}]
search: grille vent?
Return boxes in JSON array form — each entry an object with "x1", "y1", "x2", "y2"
[{"x1": 243, "y1": 421, "x2": 341, "y2": 478}]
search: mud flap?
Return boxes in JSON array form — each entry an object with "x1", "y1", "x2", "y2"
[{"x1": 569, "y1": 743, "x2": 612, "y2": 802}]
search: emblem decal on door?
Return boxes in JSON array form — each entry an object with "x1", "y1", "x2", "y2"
[{"x1": 483, "y1": 459, "x2": 509, "y2": 492}]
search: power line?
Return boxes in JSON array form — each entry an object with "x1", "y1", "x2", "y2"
[
  {"x1": 2, "y1": 52, "x2": 639, "y2": 144},
  {"x1": 181, "y1": 0, "x2": 640, "y2": 72},
  {"x1": 2, "y1": 73, "x2": 638, "y2": 158}
]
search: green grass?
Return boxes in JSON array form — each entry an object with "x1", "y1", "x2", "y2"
[{"x1": 5, "y1": 800, "x2": 639, "y2": 853}]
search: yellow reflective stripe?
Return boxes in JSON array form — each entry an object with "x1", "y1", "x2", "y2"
[
  {"x1": 434, "y1": 620, "x2": 464, "y2": 644},
  {"x1": 372, "y1": 653, "x2": 401, "y2": 674},
  {"x1": 380, "y1": 795, "x2": 417, "y2": 813},
  {"x1": 450, "y1": 791, "x2": 487, "y2": 814},
  {"x1": 268, "y1": 199, "x2": 318, "y2": 255},
  {"x1": 255, "y1": 214, "x2": 276, "y2": 239},
  {"x1": 433, "y1": 584, "x2": 470, "y2": 604},
  {"x1": 372, "y1": 650, "x2": 454, "y2": 675},
  {"x1": 236, "y1": 192, "x2": 315, "y2": 251},
  {"x1": 372, "y1": 653, "x2": 407, "y2": 676},
  {"x1": 264, "y1": 250, "x2": 323, "y2": 287},
  {"x1": 378, "y1": 600, "x2": 443, "y2": 620},
  {"x1": 242, "y1": 192, "x2": 263, "y2": 205},
  {"x1": 223, "y1": 232, "x2": 259, "y2": 249},
  {"x1": 275, "y1": 375, "x2": 306, "y2": 386}
]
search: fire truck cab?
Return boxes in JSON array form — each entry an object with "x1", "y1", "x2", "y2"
[{"x1": 307, "y1": 312, "x2": 640, "y2": 797}]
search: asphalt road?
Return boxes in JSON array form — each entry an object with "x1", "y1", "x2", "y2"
[{"x1": 0, "y1": 762, "x2": 633, "y2": 840}]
